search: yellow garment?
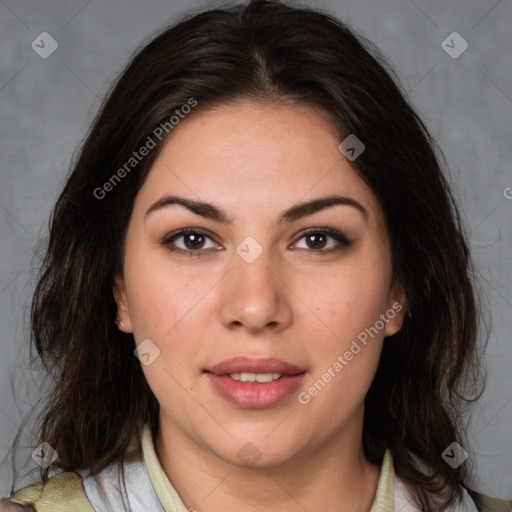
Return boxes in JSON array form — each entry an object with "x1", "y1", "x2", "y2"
[
  {"x1": 4, "y1": 471, "x2": 93, "y2": 512},
  {"x1": 368, "y1": 444, "x2": 394, "y2": 512},
  {"x1": 142, "y1": 424, "x2": 191, "y2": 511}
]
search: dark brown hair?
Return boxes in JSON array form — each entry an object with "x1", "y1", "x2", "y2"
[{"x1": 28, "y1": 1, "x2": 482, "y2": 510}]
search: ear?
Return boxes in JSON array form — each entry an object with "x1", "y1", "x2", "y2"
[
  {"x1": 384, "y1": 280, "x2": 407, "y2": 337},
  {"x1": 113, "y1": 275, "x2": 133, "y2": 333}
]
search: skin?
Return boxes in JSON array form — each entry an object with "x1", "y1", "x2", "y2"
[{"x1": 114, "y1": 100, "x2": 405, "y2": 512}]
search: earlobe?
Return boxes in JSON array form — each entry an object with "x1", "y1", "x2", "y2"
[
  {"x1": 113, "y1": 276, "x2": 133, "y2": 333},
  {"x1": 384, "y1": 283, "x2": 407, "y2": 337}
]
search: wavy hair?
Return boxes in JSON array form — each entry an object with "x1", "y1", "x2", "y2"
[{"x1": 27, "y1": 1, "x2": 482, "y2": 510}]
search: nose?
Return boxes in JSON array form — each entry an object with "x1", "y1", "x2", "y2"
[{"x1": 218, "y1": 243, "x2": 293, "y2": 335}]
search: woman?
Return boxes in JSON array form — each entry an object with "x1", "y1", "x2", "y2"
[{"x1": 1, "y1": 1, "x2": 509, "y2": 510}]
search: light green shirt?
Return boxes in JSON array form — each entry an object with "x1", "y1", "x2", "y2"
[{"x1": 140, "y1": 425, "x2": 476, "y2": 512}]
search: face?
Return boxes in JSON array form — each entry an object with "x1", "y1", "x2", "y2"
[{"x1": 114, "y1": 100, "x2": 405, "y2": 468}]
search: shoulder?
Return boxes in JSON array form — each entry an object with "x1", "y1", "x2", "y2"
[
  {"x1": 0, "y1": 429, "x2": 163, "y2": 512},
  {"x1": 395, "y1": 474, "x2": 511, "y2": 512},
  {"x1": 0, "y1": 472, "x2": 93, "y2": 512},
  {"x1": 395, "y1": 474, "x2": 475, "y2": 511},
  {"x1": 79, "y1": 449, "x2": 166, "y2": 511},
  {"x1": 0, "y1": 461, "x2": 142, "y2": 512},
  {"x1": 465, "y1": 489, "x2": 512, "y2": 512}
]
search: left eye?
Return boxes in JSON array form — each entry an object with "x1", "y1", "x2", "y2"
[{"x1": 292, "y1": 229, "x2": 351, "y2": 252}]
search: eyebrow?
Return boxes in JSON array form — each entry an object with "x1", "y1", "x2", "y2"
[{"x1": 144, "y1": 194, "x2": 368, "y2": 224}]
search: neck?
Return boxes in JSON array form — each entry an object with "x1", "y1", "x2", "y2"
[{"x1": 154, "y1": 411, "x2": 381, "y2": 512}]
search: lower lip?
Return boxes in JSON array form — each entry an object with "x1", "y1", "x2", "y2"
[{"x1": 206, "y1": 372, "x2": 306, "y2": 409}]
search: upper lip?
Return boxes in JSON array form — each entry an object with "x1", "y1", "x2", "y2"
[{"x1": 206, "y1": 357, "x2": 306, "y2": 376}]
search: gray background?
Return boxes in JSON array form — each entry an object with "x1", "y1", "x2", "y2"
[{"x1": 1, "y1": 0, "x2": 511, "y2": 500}]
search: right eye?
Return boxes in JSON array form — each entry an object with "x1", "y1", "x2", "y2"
[{"x1": 162, "y1": 228, "x2": 221, "y2": 255}]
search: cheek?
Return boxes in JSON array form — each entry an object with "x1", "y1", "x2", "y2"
[
  {"x1": 296, "y1": 254, "x2": 391, "y2": 409},
  {"x1": 124, "y1": 242, "x2": 205, "y2": 339},
  {"x1": 298, "y1": 272, "x2": 387, "y2": 428},
  {"x1": 123, "y1": 245, "x2": 219, "y2": 393},
  {"x1": 126, "y1": 257, "x2": 208, "y2": 415},
  {"x1": 302, "y1": 262, "x2": 391, "y2": 342}
]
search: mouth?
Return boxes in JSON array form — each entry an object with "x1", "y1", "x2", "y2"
[
  {"x1": 204, "y1": 357, "x2": 307, "y2": 409},
  {"x1": 205, "y1": 356, "x2": 306, "y2": 376},
  {"x1": 226, "y1": 372, "x2": 284, "y2": 383}
]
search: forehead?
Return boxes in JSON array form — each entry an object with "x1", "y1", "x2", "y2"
[{"x1": 136, "y1": 100, "x2": 383, "y2": 229}]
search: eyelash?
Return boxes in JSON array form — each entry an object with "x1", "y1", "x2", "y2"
[{"x1": 162, "y1": 227, "x2": 352, "y2": 256}]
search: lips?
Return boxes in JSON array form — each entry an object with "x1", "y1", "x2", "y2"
[
  {"x1": 206, "y1": 356, "x2": 305, "y2": 376},
  {"x1": 204, "y1": 357, "x2": 307, "y2": 409}
]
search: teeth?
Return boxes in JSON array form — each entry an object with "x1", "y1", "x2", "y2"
[{"x1": 229, "y1": 372, "x2": 282, "y2": 383}]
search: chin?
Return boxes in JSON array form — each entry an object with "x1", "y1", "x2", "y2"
[{"x1": 212, "y1": 436, "x2": 305, "y2": 470}]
